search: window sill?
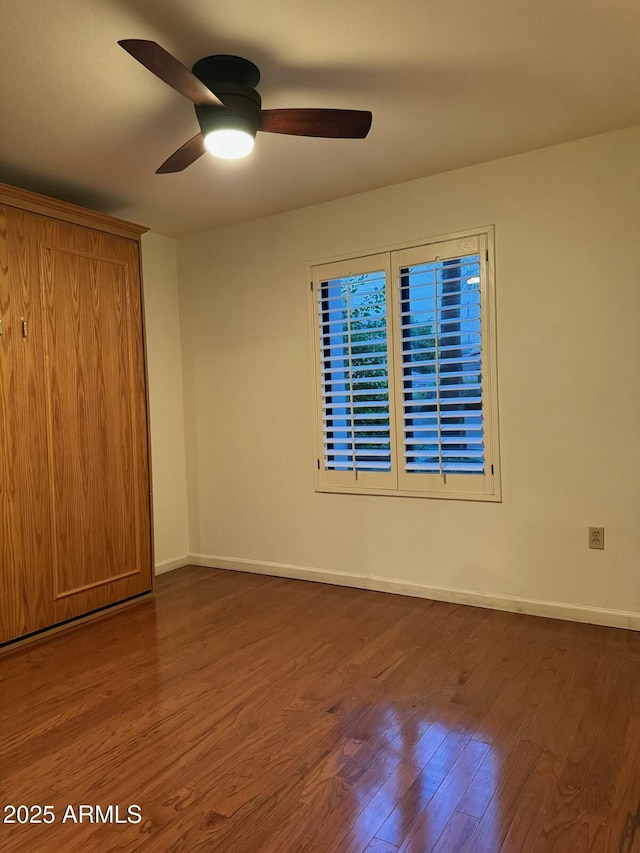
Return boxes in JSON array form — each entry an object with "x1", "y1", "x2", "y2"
[{"x1": 314, "y1": 484, "x2": 502, "y2": 502}]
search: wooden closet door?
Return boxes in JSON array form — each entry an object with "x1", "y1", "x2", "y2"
[
  {"x1": 1, "y1": 196, "x2": 151, "y2": 646},
  {"x1": 0, "y1": 207, "x2": 55, "y2": 643},
  {"x1": 0, "y1": 207, "x2": 13, "y2": 642},
  {"x1": 32, "y1": 215, "x2": 153, "y2": 623},
  {"x1": 0, "y1": 205, "x2": 23, "y2": 643}
]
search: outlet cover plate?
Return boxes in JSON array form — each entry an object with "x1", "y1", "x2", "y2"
[{"x1": 589, "y1": 526, "x2": 605, "y2": 550}]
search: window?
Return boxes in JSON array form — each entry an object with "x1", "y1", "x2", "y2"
[{"x1": 309, "y1": 228, "x2": 500, "y2": 500}]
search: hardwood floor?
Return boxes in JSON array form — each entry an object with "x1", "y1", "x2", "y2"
[{"x1": 1, "y1": 566, "x2": 639, "y2": 852}]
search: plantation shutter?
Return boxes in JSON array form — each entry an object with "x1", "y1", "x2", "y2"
[
  {"x1": 313, "y1": 254, "x2": 397, "y2": 490},
  {"x1": 391, "y1": 236, "x2": 493, "y2": 495},
  {"x1": 310, "y1": 229, "x2": 499, "y2": 500}
]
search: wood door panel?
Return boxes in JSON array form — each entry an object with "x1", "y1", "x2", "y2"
[
  {"x1": 1, "y1": 198, "x2": 151, "y2": 645},
  {"x1": 0, "y1": 206, "x2": 21, "y2": 643},
  {"x1": 34, "y1": 220, "x2": 152, "y2": 619},
  {"x1": 0, "y1": 208, "x2": 55, "y2": 643},
  {"x1": 41, "y1": 249, "x2": 138, "y2": 595},
  {"x1": 1, "y1": 208, "x2": 151, "y2": 642}
]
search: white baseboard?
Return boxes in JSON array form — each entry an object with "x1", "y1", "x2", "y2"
[
  {"x1": 155, "y1": 555, "x2": 191, "y2": 576},
  {"x1": 187, "y1": 552, "x2": 640, "y2": 632}
]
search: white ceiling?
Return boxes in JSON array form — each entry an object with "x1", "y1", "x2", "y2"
[{"x1": 0, "y1": 0, "x2": 638, "y2": 237}]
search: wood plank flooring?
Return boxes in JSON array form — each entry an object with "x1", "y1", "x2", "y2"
[{"x1": 1, "y1": 566, "x2": 639, "y2": 852}]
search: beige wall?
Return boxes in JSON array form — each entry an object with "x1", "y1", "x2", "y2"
[
  {"x1": 141, "y1": 232, "x2": 189, "y2": 570},
  {"x1": 177, "y1": 126, "x2": 640, "y2": 623}
]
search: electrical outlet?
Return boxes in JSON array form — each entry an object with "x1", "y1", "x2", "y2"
[{"x1": 589, "y1": 526, "x2": 605, "y2": 550}]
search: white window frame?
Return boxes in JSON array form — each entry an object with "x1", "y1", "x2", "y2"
[{"x1": 307, "y1": 226, "x2": 501, "y2": 502}]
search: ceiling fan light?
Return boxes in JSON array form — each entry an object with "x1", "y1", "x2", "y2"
[{"x1": 204, "y1": 128, "x2": 255, "y2": 160}]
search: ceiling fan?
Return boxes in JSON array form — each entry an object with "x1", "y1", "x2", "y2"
[{"x1": 118, "y1": 40, "x2": 373, "y2": 173}]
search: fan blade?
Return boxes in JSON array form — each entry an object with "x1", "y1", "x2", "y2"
[
  {"x1": 259, "y1": 109, "x2": 372, "y2": 138},
  {"x1": 119, "y1": 39, "x2": 223, "y2": 107},
  {"x1": 156, "y1": 133, "x2": 207, "y2": 174}
]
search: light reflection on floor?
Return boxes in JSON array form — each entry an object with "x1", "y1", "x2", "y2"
[{"x1": 346, "y1": 704, "x2": 500, "y2": 852}]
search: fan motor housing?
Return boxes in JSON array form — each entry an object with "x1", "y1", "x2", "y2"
[{"x1": 193, "y1": 55, "x2": 262, "y2": 138}]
